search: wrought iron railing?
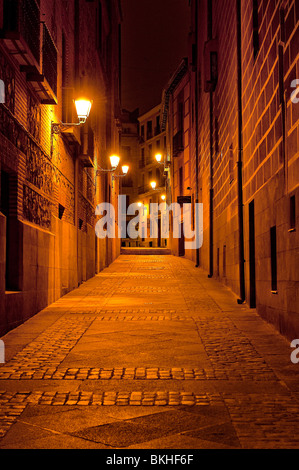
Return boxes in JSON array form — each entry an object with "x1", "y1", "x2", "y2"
[
  {"x1": 42, "y1": 23, "x2": 57, "y2": 96},
  {"x1": 2, "y1": 0, "x2": 41, "y2": 64}
]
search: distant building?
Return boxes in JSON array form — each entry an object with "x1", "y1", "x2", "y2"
[
  {"x1": 136, "y1": 104, "x2": 168, "y2": 248},
  {"x1": 161, "y1": 58, "x2": 192, "y2": 257},
  {"x1": 0, "y1": 0, "x2": 122, "y2": 334},
  {"x1": 119, "y1": 108, "x2": 140, "y2": 244}
]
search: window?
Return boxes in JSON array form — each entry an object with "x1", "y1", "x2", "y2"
[
  {"x1": 290, "y1": 195, "x2": 296, "y2": 231},
  {"x1": 42, "y1": 23, "x2": 57, "y2": 96},
  {"x1": 207, "y1": 0, "x2": 213, "y2": 40},
  {"x1": 155, "y1": 116, "x2": 161, "y2": 135},
  {"x1": 147, "y1": 121, "x2": 152, "y2": 140},
  {"x1": 148, "y1": 144, "x2": 152, "y2": 163},
  {"x1": 253, "y1": 0, "x2": 259, "y2": 59},
  {"x1": 270, "y1": 226, "x2": 277, "y2": 292},
  {"x1": 58, "y1": 204, "x2": 65, "y2": 220},
  {"x1": 62, "y1": 32, "x2": 67, "y2": 87},
  {"x1": 178, "y1": 101, "x2": 184, "y2": 132},
  {"x1": 141, "y1": 125, "x2": 145, "y2": 140},
  {"x1": 179, "y1": 167, "x2": 183, "y2": 196}
]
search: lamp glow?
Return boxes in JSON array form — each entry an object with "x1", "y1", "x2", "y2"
[
  {"x1": 155, "y1": 153, "x2": 162, "y2": 163},
  {"x1": 110, "y1": 155, "x2": 120, "y2": 169},
  {"x1": 74, "y1": 98, "x2": 92, "y2": 123},
  {"x1": 150, "y1": 181, "x2": 157, "y2": 190},
  {"x1": 137, "y1": 202, "x2": 142, "y2": 207},
  {"x1": 122, "y1": 165, "x2": 129, "y2": 175},
  {"x1": 161, "y1": 194, "x2": 166, "y2": 201}
]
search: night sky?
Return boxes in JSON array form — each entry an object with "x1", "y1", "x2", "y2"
[{"x1": 121, "y1": 0, "x2": 190, "y2": 115}]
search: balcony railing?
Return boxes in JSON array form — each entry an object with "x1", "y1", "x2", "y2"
[
  {"x1": 138, "y1": 184, "x2": 165, "y2": 195},
  {"x1": 42, "y1": 23, "x2": 57, "y2": 97},
  {"x1": 1, "y1": 1, "x2": 58, "y2": 104},
  {"x1": 1, "y1": 0, "x2": 41, "y2": 69}
]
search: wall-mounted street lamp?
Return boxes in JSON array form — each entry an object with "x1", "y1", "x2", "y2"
[
  {"x1": 74, "y1": 98, "x2": 93, "y2": 124},
  {"x1": 155, "y1": 153, "x2": 163, "y2": 163},
  {"x1": 109, "y1": 155, "x2": 120, "y2": 170},
  {"x1": 121, "y1": 165, "x2": 129, "y2": 176},
  {"x1": 96, "y1": 155, "x2": 129, "y2": 187},
  {"x1": 155, "y1": 152, "x2": 170, "y2": 167},
  {"x1": 50, "y1": 97, "x2": 93, "y2": 158},
  {"x1": 161, "y1": 194, "x2": 166, "y2": 201},
  {"x1": 51, "y1": 97, "x2": 93, "y2": 135},
  {"x1": 150, "y1": 181, "x2": 157, "y2": 190},
  {"x1": 155, "y1": 152, "x2": 171, "y2": 180}
]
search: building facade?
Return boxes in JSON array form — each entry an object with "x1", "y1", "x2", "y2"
[
  {"x1": 0, "y1": 0, "x2": 122, "y2": 335},
  {"x1": 119, "y1": 108, "x2": 140, "y2": 247},
  {"x1": 164, "y1": 0, "x2": 298, "y2": 340},
  {"x1": 136, "y1": 104, "x2": 168, "y2": 248}
]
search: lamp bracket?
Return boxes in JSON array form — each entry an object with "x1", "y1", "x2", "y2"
[
  {"x1": 51, "y1": 120, "x2": 83, "y2": 135},
  {"x1": 96, "y1": 167, "x2": 116, "y2": 176}
]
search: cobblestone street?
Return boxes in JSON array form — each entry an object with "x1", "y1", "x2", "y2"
[{"x1": 0, "y1": 254, "x2": 299, "y2": 449}]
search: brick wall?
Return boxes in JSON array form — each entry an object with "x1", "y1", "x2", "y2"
[
  {"x1": 169, "y1": 0, "x2": 299, "y2": 339},
  {"x1": 0, "y1": 0, "x2": 122, "y2": 335}
]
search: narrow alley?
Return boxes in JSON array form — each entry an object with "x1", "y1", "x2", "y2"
[{"x1": 0, "y1": 254, "x2": 298, "y2": 449}]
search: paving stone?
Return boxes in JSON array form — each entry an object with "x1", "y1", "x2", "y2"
[{"x1": 1, "y1": 255, "x2": 299, "y2": 448}]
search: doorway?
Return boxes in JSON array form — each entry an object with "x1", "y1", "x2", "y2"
[
  {"x1": 249, "y1": 200, "x2": 256, "y2": 308},
  {"x1": 178, "y1": 222, "x2": 185, "y2": 256},
  {"x1": 1, "y1": 169, "x2": 20, "y2": 291}
]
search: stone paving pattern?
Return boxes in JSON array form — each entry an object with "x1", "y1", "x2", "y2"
[{"x1": 0, "y1": 255, "x2": 299, "y2": 448}]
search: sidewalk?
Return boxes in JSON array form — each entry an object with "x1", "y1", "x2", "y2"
[{"x1": 0, "y1": 254, "x2": 298, "y2": 449}]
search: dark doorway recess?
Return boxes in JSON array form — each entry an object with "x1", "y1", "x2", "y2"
[
  {"x1": 249, "y1": 200, "x2": 256, "y2": 308},
  {"x1": 270, "y1": 225, "x2": 277, "y2": 292},
  {"x1": 1, "y1": 169, "x2": 20, "y2": 291},
  {"x1": 178, "y1": 222, "x2": 185, "y2": 257}
]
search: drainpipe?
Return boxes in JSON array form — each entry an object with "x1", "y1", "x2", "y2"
[
  {"x1": 195, "y1": 0, "x2": 200, "y2": 268},
  {"x1": 236, "y1": 0, "x2": 245, "y2": 303},
  {"x1": 207, "y1": 0, "x2": 214, "y2": 278},
  {"x1": 74, "y1": 0, "x2": 80, "y2": 286},
  {"x1": 208, "y1": 90, "x2": 214, "y2": 278}
]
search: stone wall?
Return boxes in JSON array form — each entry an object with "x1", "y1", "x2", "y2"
[{"x1": 0, "y1": 0, "x2": 122, "y2": 335}]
